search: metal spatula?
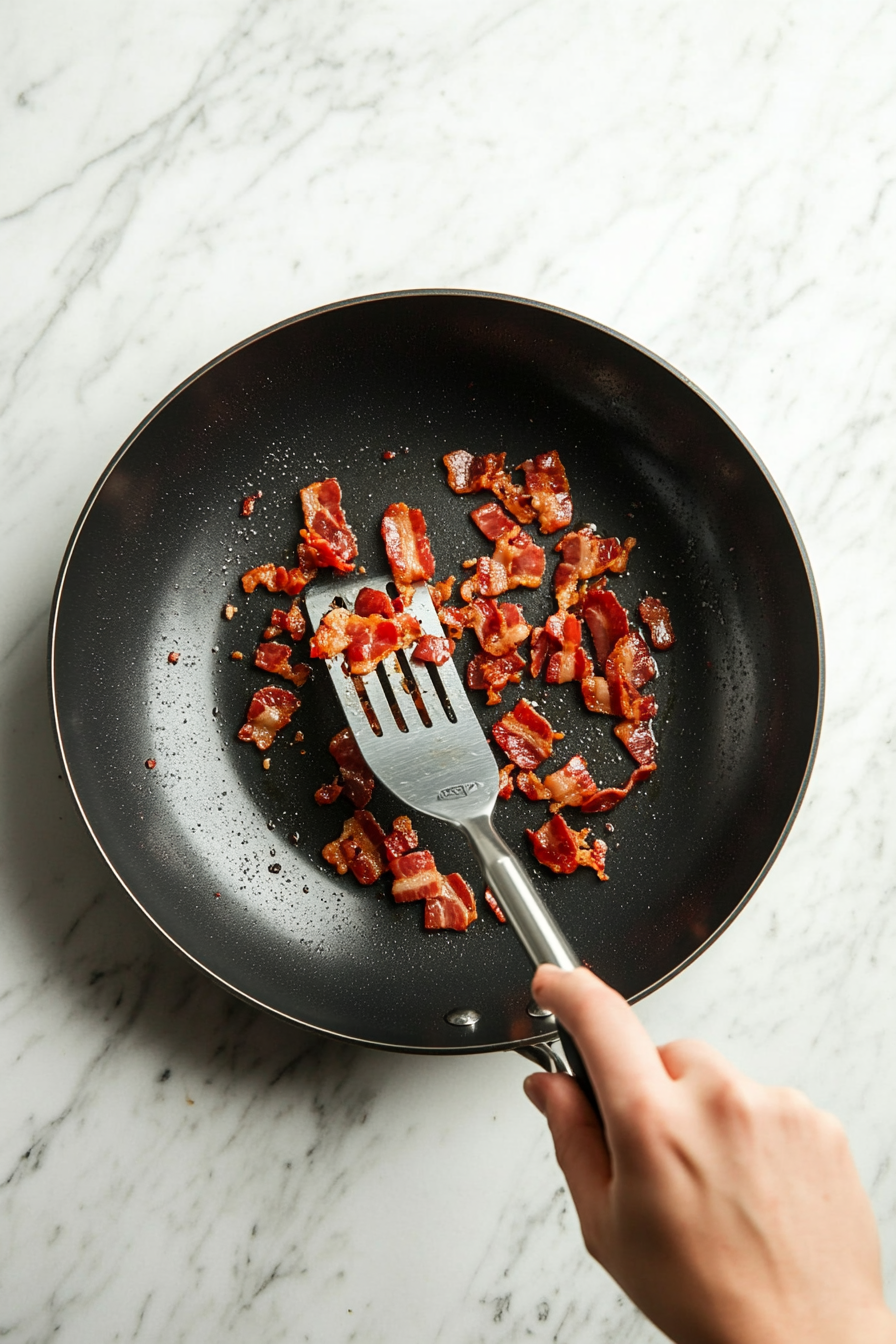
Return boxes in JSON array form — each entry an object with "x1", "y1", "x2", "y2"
[{"x1": 305, "y1": 574, "x2": 599, "y2": 1104}]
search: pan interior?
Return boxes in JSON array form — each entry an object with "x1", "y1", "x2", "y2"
[{"x1": 51, "y1": 293, "x2": 821, "y2": 1051}]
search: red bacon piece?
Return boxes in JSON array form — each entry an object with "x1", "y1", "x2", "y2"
[
  {"x1": 299, "y1": 478, "x2": 358, "y2": 572},
  {"x1": 527, "y1": 814, "x2": 608, "y2": 880},
  {"x1": 389, "y1": 850, "x2": 442, "y2": 903},
  {"x1": 529, "y1": 626, "x2": 551, "y2": 679},
  {"x1": 516, "y1": 770, "x2": 551, "y2": 801},
  {"x1": 241, "y1": 490, "x2": 262, "y2": 516},
  {"x1": 427, "y1": 575, "x2": 455, "y2": 610},
  {"x1": 322, "y1": 810, "x2": 387, "y2": 885},
  {"x1": 553, "y1": 527, "x2": 637, "y2": 609},
  {"x1": 253, "y1": 642, "x2": 311, "y2": 687},
  {"x1": 268, "y1": 602, "x2": 306, "y2": 642},
  {"x1": 604, "y1": 631, "x2": 656, "y2": 718},
  {"x1": 442, "y1": 450, "x2": 534, "y2": 523},
  {"x1": 542, "y1": 755, "x2": 598, "y2": 811},
  {"x1": 520, "y1": 451, "x2": 572, "y2": 534},
  {"x1": 354, "y1": 587, "x2": 395, "y2": 618},
  {"x1": 615, "y1": 716, "x2": 657, "y2": 766},
  {"x1": 314, "y1": 781, "x2": 342, "y2": 805},
  {"x1": 484, "y1": 888, "x2": 507, "y2": 923},
  {"x1": 381, "y1": 502, "x2": 436, "y2": 590},
  {"x1": 412, "y1": 635, "x2": 455, "y2": 666},
  {"x1": 466, "y1": 650, "x2": 525, "y2": 706},
  {"x1": 471, "y1": 502, "x2": 518, "y2": 541},
  {"x1": 310, "y1": 608, "x2": 422, "y2": 675},
  {"x1": 581, "y1": 674, "x2": 612, "y2": 714},
  {"x1": 492, "y1": 699, "x2": 563, "y2": 769},
  {"x1": 473, "y1": 527, "x2": 546, "y2": 597},
  {"x1": 382, "y1": 815, "x2": 418, "y2": 862},
  {"x1": 237, "y1": 686, "x2": 299, "y2": 750},
  {"x1": 424, "y1": 872, "x2": 478, "y2": 931},
  {"x1": 544, "y1": 613, "x2": 593, "y2": 685},
  {"x1": 329, "y1": 727, "x2": 375, "y2": 808},
  {"x1": 440, "y1": 598, "x2": 530, "y2": 657},
  {"x1": 581, "y1": 763, "x2": 657, "y2": 813},
  {"x1": 582, "y1": 586, "x2": 630, "y2": 668},
  {"x1": 639, "y1": 596, "x2": 676, "y2": 650},
  {"x1": 497, "y1": 764, "x2": 515, "y2": 800},
  {"x1": 241, "y1": 561, "x2": 314, "y2": 597}
]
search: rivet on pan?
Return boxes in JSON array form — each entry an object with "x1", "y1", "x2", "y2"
[
  {"x1": 527, "y1": 1000, "x2": 554, "y2": 1019},
  {"x1": 445, "y1": 1008, "x2": 480, "y2": 1028}
]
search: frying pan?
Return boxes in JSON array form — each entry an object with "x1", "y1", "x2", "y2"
[{"x1": 48, "y1": 290, "x2": 823, "y2": 1055}]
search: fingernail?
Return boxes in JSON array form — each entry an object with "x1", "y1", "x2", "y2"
[{"x1": 523, "y1": 1075, "x2": 547, "y2": 1115}]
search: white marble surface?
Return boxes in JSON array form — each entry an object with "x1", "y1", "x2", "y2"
[{"x1": 2, "y1": 1, "x2": 896, "y2": 1339}]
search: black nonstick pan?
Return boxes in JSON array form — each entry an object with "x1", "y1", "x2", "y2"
[{"x1": 49, "y1": 290, "x2": 823, "y2": 1054}]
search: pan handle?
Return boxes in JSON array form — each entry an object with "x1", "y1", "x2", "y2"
[{"x1": 459, "y1": 812, "x2": 602, "y2": 1121}]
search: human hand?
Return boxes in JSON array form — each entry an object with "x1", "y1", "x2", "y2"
[{"x1": 525, "y1": 965, "x2": 896, "y2": 1344}]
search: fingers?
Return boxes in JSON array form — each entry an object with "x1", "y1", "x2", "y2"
[
  {"x1": 524, "y1": 1072, "x2": 612, "y2": 1250},
  {"x1": 531, "y1": 965, "x2": 669, "y2": 1135}
]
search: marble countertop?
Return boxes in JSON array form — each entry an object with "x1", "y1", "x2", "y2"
[{"x1": 3, "y1": 2, "x2": 895, "y2": 1340}]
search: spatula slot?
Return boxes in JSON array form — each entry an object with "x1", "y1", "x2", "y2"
[
  {"x1": 375, "y1": 660, "x2": 410, "y2": 733},
  {"x1": 421, "y1": 660, "x2": 457, "y2": 724},
  {"x1": 394, "y1": 649, "x2": 433, "y2": 728},
  {"x1": 351, "y1": 673, "x2": 383, "y2": 736}
]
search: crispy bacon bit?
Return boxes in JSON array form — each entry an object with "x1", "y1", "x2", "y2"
[
  {"x1": 466, "y1": 649, "x2": 525, "y2": 705},
  {"x1": 383, "y1": 450, "x2": 396, "y2": 461},
  {"x1": 605, "y1": 632, "x2": 656, "y2": 718},
  {"x1": 237, "y1": 686, "x2": 300, "y2": 750},
  {"x1": 427, "y1": 575, "x2": 455, "y2": 609},
  {"x1": 544, "y1": 613, "x2": 593, "y2": 685},
  {"x1": 581, "y1": 674, "x2": 613, "y2": 714},
  {"x1": 412, "y1": 635, "x2": 455, "y2": 665},
  {"x1": 442, "y1": 450, "x2": 534, "y2": 523},
  {"x1": 484, "y1": 888, "x2": 507, "y2": 923},
  {"x1": 615, "y1": 716, "x2": 657, "y2": 766},
  {"x1": 497, "y1": 763, "x2": 515, "y2": 800},
  {"x1": 145, "y1": 758, "x2": 156, "y2": 769},
  {"x1": 520, "y1": 451, "x2": 572, "y2": 534},
  {"x1": 314, "y1": 781, "x2": 342, "y2": 805},
  {"x1": 231, "y1": 651, "x2": 243, "y2": 661},
  {"x1": 542, "y1": 755, "x2": 598, "y2": 811},
  {"x1": 516, "y1": 770, "x2": 552, "y2": 801},
  {"x1": 389, "y1": 849, "x2": 442, "y2": 903},
  {"x1": 581, "y1": 763, "x2": 657, "y2": 813},
  {"x1": 167, "y1": 651, "x2": 179, "y2": 664},
  {"x1": 471, "y1": 527, "x2": 546, "y2": 597},
  {"x1": 527, "y1": 814, "x2": 608, "y2": 880},
  {"x1": 383, "y1": 815, "x2": 418, "y2": 861},
  {"x1": 354, "y1": 587, "x2": 395, "y2": 618},
  {"x1": 553, "y1": 528, "x2": 637, "y2": 609},
  {"x1": 424, "y1": 873, "x2": 477, "y2": 931},
  {"x1": 268, "y1": 601, "x2": 306, "y2": 642},
  {"x1": 492, "y1": 698, "x2": 563, "y2": 769},
  {"x1": 310, "y1": 607, "x2": 422, "y2": 675},
  {"x1": 253, "y1": 642, "x2": 311, "y2": 688},
  {"x1": 322, "y1": 810, "x2": 387, "y2": 885},
  {"x1": 241, "y1": 490, "x2": 262, "y2": 516},
  {"x1": 471, "y1": 502, "x2": 518, "y2": 540},
  {"x1": 299, "y1": 478, "x2": 358, "y2": 572},
  {"x1": 381, "y1": 502, "x2": 436, "y2": 590},
  {"x1": 441, "y1": 598, "x2": 530, "y2": 657},
  {"x1": 223, "y1": 604, "x2": 238, "y2": 620},
  {"x1": 582, "y1": 587, "x2": 630, "y2": 668},
  {"x1": 529, "y1": 626, "x2": 550, "y2": 679},
  {"x1": 240, "y1": 557, "x2": 315, "y2": 597},
  {"x1": 639, "y1": 596, "x2": 676, "y2": 650},
  {"x1": 329, "y1": 726, "x2": 375, "y2": 808}
]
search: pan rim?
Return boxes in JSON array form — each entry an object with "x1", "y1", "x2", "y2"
[{"x1": 47, "y1": 287, "x2": 825, "y2": 1053}]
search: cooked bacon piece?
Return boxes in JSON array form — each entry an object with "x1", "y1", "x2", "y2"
[
  {"x1": 472, "y1": 527, "x2": 546, "y2": 597},
  {"x1": 253, "y1": 642, "x2": 311, "y2": 687},
  {"x1": 520, "y1": 451, "x2": 572, "y2": 534},
  {"x1": 310, "y1": 607, "x2": 422, "y2": 675},
  {"x1": 605, "y1": 631, "x2": 656, "y2": 718},
  {"x1": 237, "y1": 686, "x2": 299, "y2": 750},
  {"x1": 299, "y1": 478, "x2": 358, "y2": 572},
  {"x1": 424, "y1": 873, "x2": 478, "y2": 931},
  {"x1": 441, "y1": 598, "x2": 530, "y2": 657},
  {"x1": 542, "y1": 755, "x2": 598, "y2": 811},
  {"x1": 322, "y1": 810, "x2": 387, "y2": 885},
  {"x1": 329, "y1": 726, "x2": 375, "y2": 808},
  {"x1": 581, "y1": 674, "x2": 612, "y2": 714},
  {"x1": 639, "y1": 595, "x2": 676, "y2": 650},
  {"x1": 615, "y1": 716, "x2": 658, "y2": 766},
  {"x1": 427, "y1": 575, "x2": 455, "y2": 610},
  {"x1": 268, "y1": 601, "x2": 306, "y2": 642},
  {"x1": 382, "y1": 815, "x2": 418, "y2": 861},
  {"x1": 492, "y1": 698, "x2": 563, "y2": 769},
  {"x1": 581, "y1": 763, "x2": 657, "y2": 813},
  {"x1": 497, "y1": 763, "x2": 515, "y2": 800},
  {"x1": 529, "y1": 626, "x2": 551, "y2": 679},
  {"x1": 527, "y1": 814, "x2": 608, "y2": 880},
  {"x1": 442, "y1": 450, "x2": 534, "y2": 524},
  {"x1": 582, "y1": 587, "x2": 630, "y2": 668},
  {"x1": 354, "y1": 587, "x2": 395, "y2": 618},
  {"x1": 553, "y1": 527, "x2": 637, "y2": 609},
  {"x1": 466, "y1": 650, "x2": 525, "y2": 706},
  {"x1": 241, "y1": 490, "x2": 262, "y2": 516},
  {"x1": 241, "y1": 562, "x2": 312, "y2": 596},
  {"x1": 412, "y1": 635, "x2": 455, "y2": 666},
  {"x1": 381, "y1": 502, "x2": 436, "y2": 590},
  {"x1": 484, "y1": 888, "x2": 507, "y2": 923},
  {"x1": 314, "y1": 781, "x2": 342, "y2": 805},
  {"x1": 516, "y1": 770, "x2": 551, "y2": 801},
  {"x1": 471, "y1": 502, "x2": 518, "y2": 541},
  {"x1": 389, "y1": 849, "x2": 442, "y2": 903},
  {"x1": 544, "y1": 613, "x2": 593, "y2": 685}
]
